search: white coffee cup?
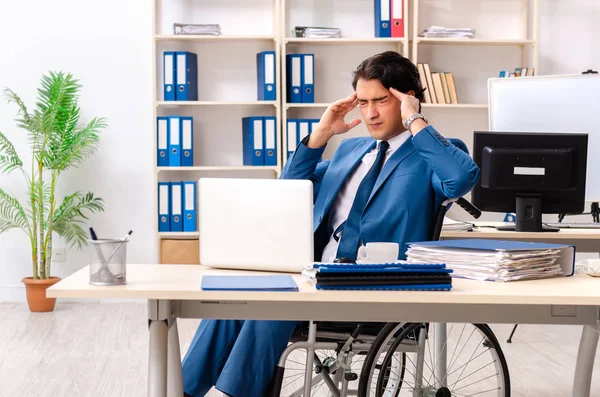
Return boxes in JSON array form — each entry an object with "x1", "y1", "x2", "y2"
[{"x1": 356, "y1": 242, "x2": 399, "y2": 264}]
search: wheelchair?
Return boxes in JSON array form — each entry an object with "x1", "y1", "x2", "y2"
[{"x1": 268, "y1": 197, "x2": 511, "y2": 397}]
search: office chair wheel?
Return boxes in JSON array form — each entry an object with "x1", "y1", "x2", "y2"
[{"x1": 358, "y1": 322, "x2": 511, "y2": 397}]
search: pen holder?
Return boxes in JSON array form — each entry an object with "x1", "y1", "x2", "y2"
[{"x1": 89, "y1": 239, "x2": 128, "y2": 286}]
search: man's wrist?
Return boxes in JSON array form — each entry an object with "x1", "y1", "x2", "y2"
[
  {"x1": 306, "y1": 127, "x2": 332, "y2": 148},
  {"x1": 407, "y1": 118, "x2": 428, "y2": 136}
]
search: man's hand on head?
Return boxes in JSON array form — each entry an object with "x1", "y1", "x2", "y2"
[
  {"x1": 389, "y1": 88, "x2": 427, "y2": 135},
  {"x1": 307, "y1": 93, "x2": 362, "y2": 148}
]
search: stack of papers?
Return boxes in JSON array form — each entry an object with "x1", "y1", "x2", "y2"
[
  {"x1": 405, "y1": 239, "x2": 565, "y2": 282},
  {"x1": 173, "y1": 23, "x2": 221, "y2": 36},
  {"x1": 294, "y1": 26, "x2": 342, "y2": 38},
  {"x1": 305, "y1": 263, "x2": 453, "y2": 291},
  {"x1": 419, "y1": 25, "x2": 475, "y2": 38}
]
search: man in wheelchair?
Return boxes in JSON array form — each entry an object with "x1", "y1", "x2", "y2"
[{"x1": 181, "y1": 51, "x2": 481, "y2": 397}]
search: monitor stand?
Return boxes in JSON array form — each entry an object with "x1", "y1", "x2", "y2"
[{"x1": 495, "y1": 195, "x2": 560, "y2": 232}]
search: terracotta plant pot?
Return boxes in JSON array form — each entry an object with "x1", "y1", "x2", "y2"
[{"x1": 22, "y1": 277, "x2": 61, "y2": 312}]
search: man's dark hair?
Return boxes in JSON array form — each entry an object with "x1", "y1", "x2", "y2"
[{"x1": 352, "y1": 51, "x2": 425, "y2": 107}]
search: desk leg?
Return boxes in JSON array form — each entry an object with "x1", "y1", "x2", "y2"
[
  {"x1": 167, "y1": 319, "x2": 183, "y2": 397},
  {"x1": 573, "y1": 325, "x2": 599, "y2": 397},
  {"x1": 149, "y1": 319, "x2": 168, "y2": 397}
]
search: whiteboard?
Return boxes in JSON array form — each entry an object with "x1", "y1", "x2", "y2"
[{"x1": 488, "y1": 73, "x2": 600, "y2": 202}]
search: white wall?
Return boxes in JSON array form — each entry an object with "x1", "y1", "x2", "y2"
[
  {"x1": 0, "y1": 0, "x2": 154, "y2": 300},
  {"x1": 0, "y1": 0, "x2": 598, "y2": 301}
]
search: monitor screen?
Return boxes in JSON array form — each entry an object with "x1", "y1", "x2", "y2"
[{"x1": 471, "y1": 131, "x2": 588, "y2": 232}]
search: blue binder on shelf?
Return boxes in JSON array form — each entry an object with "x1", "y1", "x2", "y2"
[
  {"x1": 257, "y1": 51, "x2": 276, "y2": 101},
  {"x1": 297, "y1": 119, "x2": 310, "y2": 144},
  {"x1": 242, "y1": 116, "x2": 264, "y2": 166},
  {"x1": 202, "y1": 275, "x2": 299, "y2": 291},
  {"x1": 302, "y1": 54, "x2": 314, "y2": 103},
  {"x1": 170, "y1": 181, "x2": 183, "y2": 232},
  {"x1": 181, "y1": 116, "x2": 193, "y2": 167},
  {"x1": 157, "y1": 116, "x2": 169, "y2": 167},
  {"x1": 375, "y1": 0, "x2": 391, "y2": 37},
  {"x1": 263, "y1": 116, "x2": 277, "y2": 166},
  {"x1": 168, "y1": 116, "x2": 181, "y2": 166},
  {"x1": 175, "y1": 51, "x2": 198, "y2": 101},
  {"x1": 158, "y1": 182, "x2": 170, "y2": 232},
  {"x1": 182, "y1": 181, "x2": 197, "y2": 232},
  {"x1": 286, "y1": 118, "x2": 298, "y2": 158},
  {"x1": 286, "y1": 54, "x2": 303, "y2": 103},
  {"x1": 163, "y1": 51, "x2": 176, "y2": 101}
]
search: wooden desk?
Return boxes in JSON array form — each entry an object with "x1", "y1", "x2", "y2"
[
  {"x1": 48, "y1": 264, "x2": 600, "y2": 397},
  {"x1": 441, "y1": 222, "x2": 600, "y2": 252}
]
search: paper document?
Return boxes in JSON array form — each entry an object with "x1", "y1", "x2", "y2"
[{"x1": 406, "y1": 239, "x2": 567, "y2": 282}]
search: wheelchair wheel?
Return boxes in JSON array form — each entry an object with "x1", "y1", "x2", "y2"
[{"x1": 358, "y1": 322, "x2": 510, "y2": 397}]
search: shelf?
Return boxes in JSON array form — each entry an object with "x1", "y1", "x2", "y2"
[
  {"x1": 415, "y1": 38, "x2": 535, "y2": 46},
  {"x1": 156, "y1": 101, "x2": 278, "y2": 107},
  {"x1": 155, "y1": 35, "x2": 275, "y2": 42},
  {"x1": 285, "y1": 103, "x2": 330, "y2": 109},
  {"x1": 285, "y1": 37, "x2": 408, "y2": 44},
  {"x1": 157, "y1": 166, "x2": 279, "y2": 173},
  {"x1": 286, "y1": 103, "x2": 488, "y2": 110},
  {"x1": 421, "y1": 103, "x2": 489, "y2": 109},
  {"x1": 158, "y1": 232, "x2": 199, "y2": 239}
]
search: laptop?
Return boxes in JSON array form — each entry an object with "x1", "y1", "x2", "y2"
[{"x1": 198, "y1": 178, "x2": 314, "y2": 273}]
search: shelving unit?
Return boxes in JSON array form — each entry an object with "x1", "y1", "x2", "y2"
[
  {"x1": 151, "y1": 0, "x2": 541, "y2": 263},
  {"x1": 411, "y1": 0, "x2": 539, "y2": 107},
  {"x1": 280, "y1": 0, "x2": 410, "y2": 167},
  {"x1": 152, "y1": 0, "x2": 282, "y2": 261}
]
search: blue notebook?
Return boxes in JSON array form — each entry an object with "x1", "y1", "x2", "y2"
[
  {"x1": 201, "y1": 275, "x2": 299, "y2": 291},
  {"x1": 408, "y1": 239, "x2": 568, "y2": 251}
]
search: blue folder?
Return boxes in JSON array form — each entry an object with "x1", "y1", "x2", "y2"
[
  {"x1": 407, "y1": 239, "x2": 568, "y2": 251},
  {"x1": 316, "y1": 284, "x2": 452, "y2": 291},
  {"x1": 201, "y1": 275, "x2": 299, "y2": 291}
]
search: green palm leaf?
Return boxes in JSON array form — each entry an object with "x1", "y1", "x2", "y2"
[
  {"x1": 0, "y1": 131, "x2": 23, "y2": 173},
  {"x1": 0, "y1": 188, "x2": 30, "y2": 234},
  {"x1": 53, "y1": 191, "x2": 104, "y2": 248},
  {"x1": 3, "y1": 88, "x2": 43, "y2": 156}
]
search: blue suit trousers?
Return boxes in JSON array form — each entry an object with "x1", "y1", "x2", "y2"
[{"x1": 182, "y1": 319, "x2": 298, "y2": 397}]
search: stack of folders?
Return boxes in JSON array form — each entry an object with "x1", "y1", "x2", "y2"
[
  {"x1": 242, "y1": 116, "x2": 277, "y2": 166},
  {"x1": 374, "y1": 0, "x2": 405, "y2": 38},
  {"x1": 158, "y1": 181, "x2": 197, "y2": 232},
  {"x1": 293, "y1": 26, "x2": 341, "y2": 38},
  {"x1": 405, "y1": 239, "x2": 572, "y2": 282},
  {"x1": 163, "y1": 51, "x2": 198, "y2": 101},
  {"x1": 419, "y1": 26, "x2": 475, "y2": 38},
  {"x1": 173, "y1": 23, "x2": 221, "y2": 36},
  {"x1": 257, "y1": 51, "x2": 276, "y2": 101},
  {"x1": 157, "y1": 116, "x2": 194, "y2": 167},
  {"x1": 309, "y1": 263, "x2": 453, "y2": 291},
  {"x1": 286, "y1": 54, "x2": 314, "y2": 103},
  {"x1": 286, "y1": 118, "x2": 321, "y2": 159}
]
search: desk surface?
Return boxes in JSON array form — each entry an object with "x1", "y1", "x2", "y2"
[
  {"x1": 47, "y1": 264, "x2": 600, "y2": 306},
  {"x1": 441, "y1": 222, "x2": 600, "y2": 240}
]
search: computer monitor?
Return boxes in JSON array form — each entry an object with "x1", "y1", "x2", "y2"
[{"x1": 471, "y1": 131, "x2": 588, "y2": 232}]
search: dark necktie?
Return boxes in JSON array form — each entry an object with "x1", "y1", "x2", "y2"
[{"x1": 335, "y1": 140, "x2": 390, "y2": 261}]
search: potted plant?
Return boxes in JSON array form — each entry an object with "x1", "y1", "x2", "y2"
[{"x1": 0, "y1": 71, "x2": 107, "y2": 312}]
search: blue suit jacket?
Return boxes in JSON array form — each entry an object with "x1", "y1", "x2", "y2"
[{"x1": 280, "y1": 125, "x2": 480, "y2": 261}]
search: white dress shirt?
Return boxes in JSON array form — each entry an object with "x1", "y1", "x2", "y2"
[{"x1": 320, "y1": 130, "x2": 411, "y2": 262}]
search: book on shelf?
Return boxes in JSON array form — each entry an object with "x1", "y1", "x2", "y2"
[
  {"x1": 417, "y1": 63, "x2": 458, "y2": 104},
  {"x1": 499, "y1": 67, "x2": 535, "y2": 78}
]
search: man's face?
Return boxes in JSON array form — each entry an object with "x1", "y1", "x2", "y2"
[{"x1": 356, "y1": 78, "x2": 406, "y2": 141}]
